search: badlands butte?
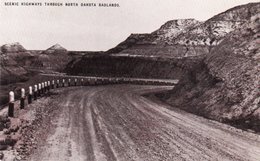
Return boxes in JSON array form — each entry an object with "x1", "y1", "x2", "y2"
[{"x1": 0, "y1": 1, "x2": 260, "y2": 136}]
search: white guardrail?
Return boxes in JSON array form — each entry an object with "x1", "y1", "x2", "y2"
[{"x1": 7, "y1": 77, "x2": 179, "y2": 117}]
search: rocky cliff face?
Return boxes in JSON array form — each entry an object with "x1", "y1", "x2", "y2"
[
  {"x1": 205, "y1": 13, "x2": 259, "y2": 129},
  {"x1": 160, "y1": 4, "x2": 260, "y2": 132},
  {"x1": 150, "y1": 19, "x2": 202, "y2": 45},
  {"x1": 175, "y1": 3, "x2": 260, "y2": 46}
]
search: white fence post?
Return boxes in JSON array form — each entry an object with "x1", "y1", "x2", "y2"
[
  {"x1": 34, "y1": 85, "x2": 38, "y2": 100},
  {"x1": 20, "y1": 88, "x2": 25, "y2": 109},
  {"x1": 81, "y1": 79, "x2": 84, "y2": 86},
  {"x1": 45, "y1": 82, "x2": 47, "y2": 93},
  {"x1": 68, "y1": 78, "x2": 71, "y2": 87},
  {"x1": 8, "y1": 91, "x2": 15, "y2": 117},
  {"x1": 28, "y1": 86, "x2": 32, "y2": 104},
  {"x1": 56, "y1": 80, "x2": 59, "y2": 88},
  {"x1": 47, "y1": 81, "x2": 50, "y2": 91},
  {"x1": 42, "y1": 82, "x2": 45, "y2": 93},
  {"x1": 51, "y1": 80, "x2": 55, "y2": 89},
  {"x1": 38, "y1": 83, "x2": 41, "y2": 96},
  {"x1": 74, "y1": 78, "x2": 77, "y2": 86},
  {"x1": 62, "y1": 79, "x2": 65, "y2": 87}
]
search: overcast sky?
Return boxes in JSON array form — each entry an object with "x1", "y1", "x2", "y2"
[{"x1": 0, "y1": 0, "x2": 258, "y2": 51}]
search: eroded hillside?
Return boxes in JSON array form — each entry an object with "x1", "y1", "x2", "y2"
[{"x1": 160, "y1": 7, "x2": 260, "y2": 131}]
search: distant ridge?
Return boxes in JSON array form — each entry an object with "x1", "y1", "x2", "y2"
[
  {"x1": 46, "y1": 44, "x2": 67, "y2": 51},
  {"x1": 42, "y1": 43, "x2": 67, "y2": 54}
]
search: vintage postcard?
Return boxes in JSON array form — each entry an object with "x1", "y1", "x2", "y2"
[{"x1": 0, "y1": 0, "x2": 259, "y2": 160}]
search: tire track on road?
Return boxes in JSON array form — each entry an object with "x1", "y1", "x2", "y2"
[{"x1": 29, "y1": 85, "x2": 260, "y2": 161}]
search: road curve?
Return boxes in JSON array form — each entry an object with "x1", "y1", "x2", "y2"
[{"x1": 29, "y1": 85, "x2": 260, "y2": 161}]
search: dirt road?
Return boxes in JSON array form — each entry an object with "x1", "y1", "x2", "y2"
[{"x1": 29, "y1": 85, "x2": 260, "y2": 161}]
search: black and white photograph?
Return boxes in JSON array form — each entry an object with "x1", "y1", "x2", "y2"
[{"x1": 0, "y1": 0, "x2": 259, "y2": 160}]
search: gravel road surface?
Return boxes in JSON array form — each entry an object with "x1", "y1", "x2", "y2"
[{"x1": 29, "y1": 85, "x2": 260, "y2": 161}]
